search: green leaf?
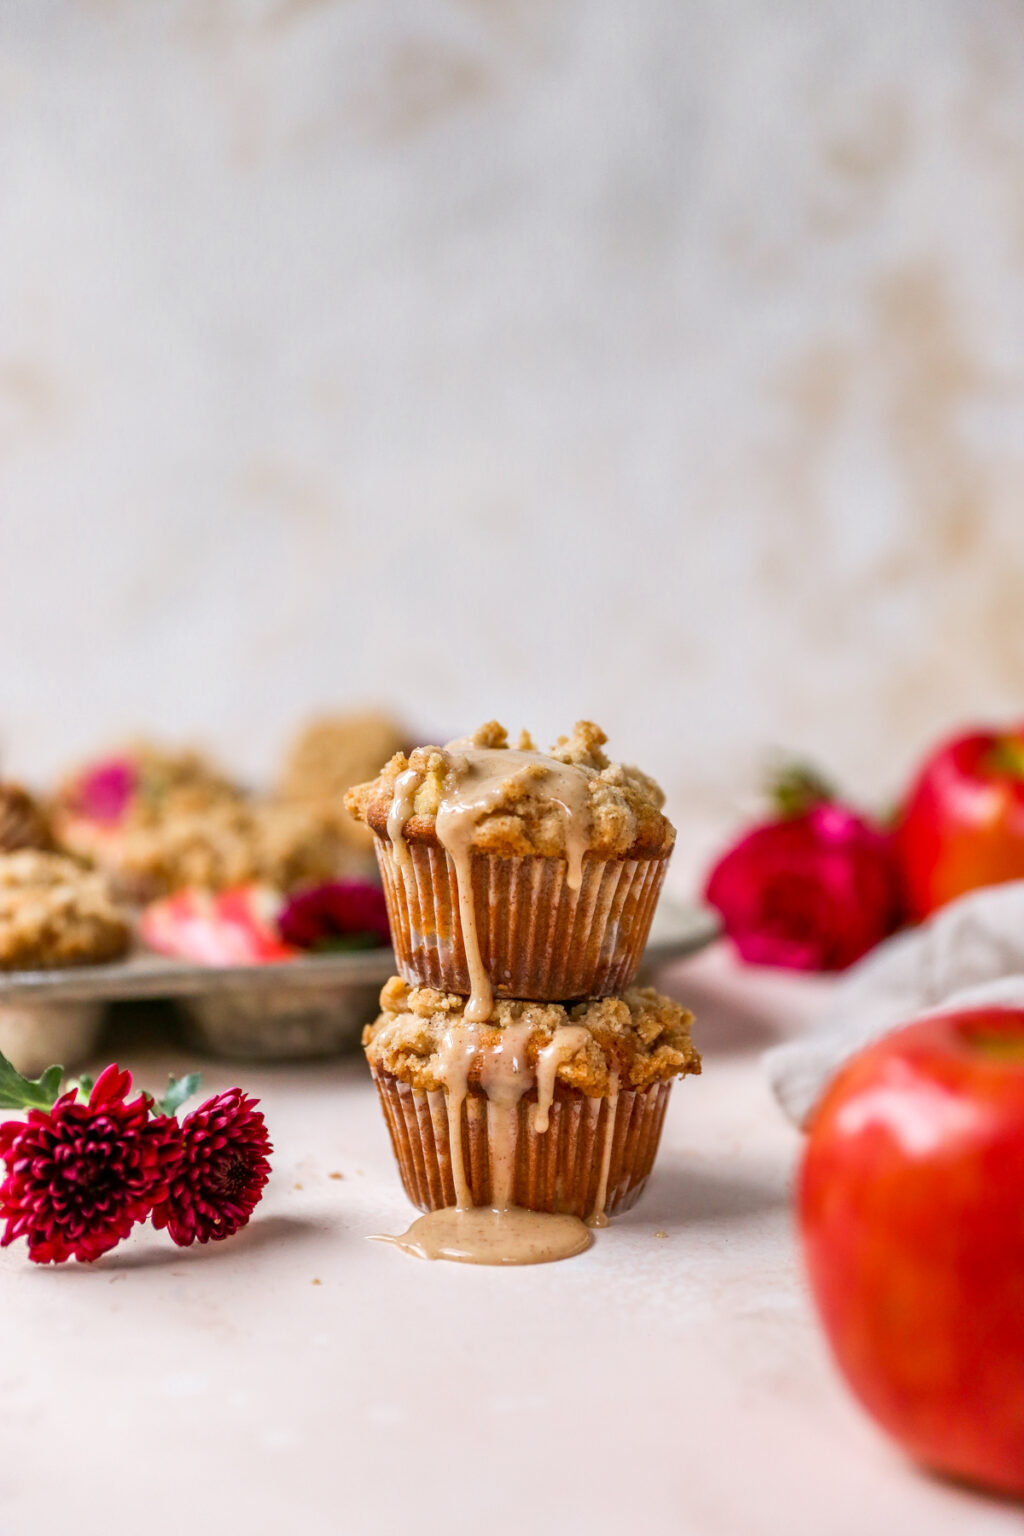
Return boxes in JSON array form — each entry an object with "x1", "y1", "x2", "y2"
[
  {"x1": 988, "y1": 737, "x2": 1024, "y2": 781},
  {"x1": 0, "y1": 1053, "x2": 64, "y2": 1111},
  {"x1": 311, "y1": 932, "x2": 379, "y2": 954},
  {"x1": 61, "y1": 1072, "x2": 94, "y2": 1103},
  {"x1": 155, "y1": 1072, "x2": 202, "y2": 1118},
  {"x1": 767, "y1": 762, "x2": 836, "y2": 819}
]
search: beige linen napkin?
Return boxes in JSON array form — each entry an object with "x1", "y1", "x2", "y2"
[{"x1": 765, "y1": 880, "x2": 1024, "y2": 1128}]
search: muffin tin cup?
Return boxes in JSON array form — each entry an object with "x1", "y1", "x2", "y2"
[
  {"x1": 178, "y1": 978, "x2": 382, "y2": 1061},
  {"x1": 374, "y1": 838, "x2": 670, "y2": 1002},
  {"x1": 0, "y1": 1001, "x2": 104, "y2": 1077},
  {"x1": 372, "y1": 1067, "x2": 673, "y2": 1219}
]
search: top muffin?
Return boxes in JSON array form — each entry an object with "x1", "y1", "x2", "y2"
[{"x1": 345, "y1": 721, "x2": 674, "y2": 860}]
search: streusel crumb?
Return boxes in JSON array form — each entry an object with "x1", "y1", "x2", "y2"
[
  {"x1": 363, "y1": 977, "x2": 699, "y2": 1095},
  {"x1": 345, "y1": 721, "x2": 673, "y2": 859},
  {"x1": 0, "y1": 852, "x2": 130, "y2": 969}
]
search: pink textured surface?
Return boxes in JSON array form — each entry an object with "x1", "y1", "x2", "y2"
[{"x1": 0, "y1": 945, "x2": 1017, "y2": 1535}]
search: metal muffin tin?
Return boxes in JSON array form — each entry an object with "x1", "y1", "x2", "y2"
[{"x1": 0, "y1": 900, "x2": 720, "y2": 1071}]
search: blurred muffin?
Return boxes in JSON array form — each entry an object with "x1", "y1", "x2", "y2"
[
  {"x1": 364, "y1": 978, "x2": 699, "y2": 1221},
  {"x1": 346, "y1": 721, "x2": 674, "y2": 1012},
  {"x1": 53, "y1": 743, "x2": 244, "y2": 866},
  {"x1": 279, "y1": 710, "x2": 407, "y2": 853},
  {"x1": 0, "y1": 851, "x2": 130, "y2": 969},
  {"x1": 112, "y1": 799, "x2": 360, "y2": 901},
  {"x1": 0, "y1": 783, "x2": 54, "y2": 853}
]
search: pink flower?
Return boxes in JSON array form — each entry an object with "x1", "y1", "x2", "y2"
[
  {"x1": 0, "y1": 1066, "x2": 181, "y2": 1263},
  {"x1": 704, "y1": 803, "x2": 901, "y2": 972},
  {"x1": 151, "y1": 1089, "x2": 272, "y2": 1246},
  {"x1": 277, "y1": 880, "x2": 390, "y2": 951},
  {"x1": 73, "y1": 759, "x2": 138, "y2": 823}
]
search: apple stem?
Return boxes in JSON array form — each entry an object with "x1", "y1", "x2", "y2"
[{"x1": 988, "y1": 738, "x2": 1024, "y2": 780}]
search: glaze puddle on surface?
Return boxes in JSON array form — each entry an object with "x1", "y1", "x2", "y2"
[
  {"x1": 372, "y1": 1206, "x2": 592, "y2": 1266},
  {"x1": 370, "y1": 999, "x2": 620, "y2": 1264}
]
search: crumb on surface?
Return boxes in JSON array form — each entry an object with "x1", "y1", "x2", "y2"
[
  {"x1": 364, "y1": 977, "x2": 700, "y2": 1095},
  {"x1": 328, "y1": 1171, "x2": 344, "y2": 1180}
]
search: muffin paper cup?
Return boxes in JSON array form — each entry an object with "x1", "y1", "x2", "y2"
[
  {"x1": 372, "y1": 1067, "x2": 673, "y2": 1219},
  {"x1": 374, "y1": 839, "x2": 670, "y2": 1001}
]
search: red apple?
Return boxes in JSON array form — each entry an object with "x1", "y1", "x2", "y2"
[
  {"x1": 799, "y1": 1007, "x2": 1024, "y2": 1499},
  {"x1": 897, "y1": 726, "x2": 1024, "y2": 920}
]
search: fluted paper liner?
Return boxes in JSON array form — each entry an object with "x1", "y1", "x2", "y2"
[
  {"x1": 372, "y1": 1067, "x2": 673, "y2": 1219},
  {"x1": 374, "y1": 839, "x2": 669, "y2": 1002}
]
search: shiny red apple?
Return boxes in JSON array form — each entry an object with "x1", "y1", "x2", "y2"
[
  {"x1": 897, "y1": 726, "x2": 1024, "y2": 920},
  {"x1": 799, "y1": 1006, "x2": 1024, "y2": 1499}
]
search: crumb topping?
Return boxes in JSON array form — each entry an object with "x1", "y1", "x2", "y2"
[
  {"x1": 345, "y1": 721, "x2": 673, "y2": 859},
  {"x1": 0, "y1": 852, "x2": 130, "y2": 970},
  {"x1": 363, "y1": 977, "x2": 699, "y2": 1095}
]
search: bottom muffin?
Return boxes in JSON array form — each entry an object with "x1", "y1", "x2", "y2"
[{"x1": 364, "y1": 979, "x2": 699, "y2": 1224}]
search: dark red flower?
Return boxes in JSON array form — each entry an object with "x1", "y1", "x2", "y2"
[
  {"x1": 704, "y1": 803, "x2": 902, "y2": 972},
  {"x1": 0, "y1": 1065, "x2": 181, "y2": 1263},
  {"x1": 152, "y1": 1089, "x2": 272, "y2": 1246},
  {"x1": 277, "y1": 880, "x2": 390, "y2": 951}
]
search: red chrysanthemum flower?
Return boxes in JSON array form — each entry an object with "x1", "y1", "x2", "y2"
[
  {"x1": 152, "y1": 1089, "x2": 272, "y2": 1246},
  {"x1": 277, "y1": 880, "x2": 391, "y2": 951},
  {"x1": 0, "y1": 1065, "x2": 182, "y2": 1264}
]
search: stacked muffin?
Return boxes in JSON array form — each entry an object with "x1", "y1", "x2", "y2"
[{"x1": 348, "y1": 721, "x2": 700, "y2": 1228}]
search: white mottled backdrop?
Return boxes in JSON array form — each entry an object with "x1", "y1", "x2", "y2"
[{"x1": 3, "y1": 0, "x2": 1024, "y2": 845}]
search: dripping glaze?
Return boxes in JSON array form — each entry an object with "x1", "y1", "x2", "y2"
[
  {"x1": 373, "y1": 1021, "x2": 618, "y2": 1266},
  {"x1": 385, "y1": 745, "x2": 594, "y2": 1025}
]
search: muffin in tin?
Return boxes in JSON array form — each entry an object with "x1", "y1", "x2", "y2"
[
  {"x1": 278, "y1": 709, "x2": 407, "y2": 860},
  {"x1": 0, "y1": 783, "x2": 54, "y2": 854},
  {"x1": 110, "y1": 799, "x2": 360, "y2": 902},
  {"x1": 0, "y1": 851, "x2": 130, "y2": 970}
]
